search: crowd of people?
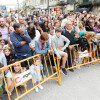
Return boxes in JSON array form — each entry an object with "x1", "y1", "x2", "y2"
[{"x1": 0, "y1": 10, "x2": 100, "y2": 100}]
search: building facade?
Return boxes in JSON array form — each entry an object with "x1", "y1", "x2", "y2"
[
  {"x1": 77, "y1": 0, "x2": 100, "y2": 15},
  {"x1": 25, "y1": 0, "x2": 75, "y2": 14}
]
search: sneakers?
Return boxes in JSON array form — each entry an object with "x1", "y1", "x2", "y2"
[
  {"x1": 35, "y1": 85, "x2": 44, "y2": 93},
  {"x1": 38, "y1": 85, "x2": 44, "y2": 90},
  {"x1": 35, "y1": 87, "x2": 39, "y2": 93},
  {"x1": 62, "y1": 68, "x2": 67, "y2": 75},
  {"x1": 76, "y1": 66, "x2": 81, "y2": 69},
  {"x1": 69, "y1": 69, "x2": 74, "y2": 72}
]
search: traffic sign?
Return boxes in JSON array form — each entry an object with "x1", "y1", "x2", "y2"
[{"x1": 2, "y1": 6, "x2": 7, "y2": 10}]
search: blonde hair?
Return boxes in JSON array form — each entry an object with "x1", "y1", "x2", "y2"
[
  {"x1": 85, "y1": 31, "x2": 95, "y2": 42},
  {"x1": 3, "y1": 46, "x2": 12, "y2": 53}
]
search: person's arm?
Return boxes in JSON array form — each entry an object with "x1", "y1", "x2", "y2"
[
  {"x1": 0, "y1": 75, "x2": 3, "y2": 88},
  {"x1": 29, "y1": 44, "x2": 35, "y2": 52},
  {"x1": 21, "y1": 31, "x2": 31, "y2": 43},
  {"x1": 8, "y1": 37, "x2": 12, "y2": 48},
  {"x1": 3, "y1": 55, "x2": 7, "y2": 66},
  {"x1": 35, "y1": 41, "x2": 48, "y2": 54},
  {"x1": 45, "y1": 40, "x2": 50, "y2": 51},
  {"x1": 62, "y1": 35, "x2": 70, "y2": 50},
  {"x1": 10, "y1": 33, "x2": 27, "y2": 47},
  {"x1": 21, "y1": 41, "x2": 27, "y2": 46}
]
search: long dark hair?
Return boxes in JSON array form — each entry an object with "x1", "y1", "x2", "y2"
[{"x1": 27, "y1": 25, "x2": 36, "y2": 39}]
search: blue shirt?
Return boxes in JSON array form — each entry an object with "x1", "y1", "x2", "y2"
[
  {"x1": 35, "y1": 40, "x2": 50, "y2": 54},
  {"x1": 10, "y1": 30, "x2": 31, "y2": 55}
]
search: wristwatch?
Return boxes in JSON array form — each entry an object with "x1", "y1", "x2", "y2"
[{"x1": 22, "y1": 33, "x2": 25, "y2": 37}]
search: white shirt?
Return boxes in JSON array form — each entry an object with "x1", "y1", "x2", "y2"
[
  {"x1": 0, "y1": 51, "x2": 7, "y2": 66},
  {"x1": 30, "y1": 30, "x2": 40, "y2": 47}
]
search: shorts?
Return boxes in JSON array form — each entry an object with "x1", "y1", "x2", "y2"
[{"x1": 57, "y1": 50, "x2": 65, "y2": 57}]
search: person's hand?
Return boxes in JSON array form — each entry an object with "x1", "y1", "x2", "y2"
[
  {"x1": 48, "y1": 50, "x2": 51, "y2": 53},
  {"x1": 41, "y1": 64, "x2": 43, "y2": 69},
  {"x1": 32, "y1": 47, "x2": 35, "y2": 52},
  {"x1": 68, "y1": 46, "x2": 73, "y2": 50},
  {"x1": 34, "y1": 68, "x2": 36, "y2": 71},
  {"x1": 21, "y1": 41, "x2": 27, "y2": 46},
  {"x1": 0, "y1": 76, "x2": 2, "y2": 84},
  {"x1": 19, "y1": 28, "x2": 23, "y2": 35},
  {"x1": 90, "y1": 42, "x2": 92, "y2": 44},
  {"x1": 4, "y1": 68, "x2": 9, "y2": 74},
  {"x1": 60, "y1": 48, "x2": 64, "y2": 51},
  {"x1": 57, "y1": 55, "x2": 61, "y2": 60}
]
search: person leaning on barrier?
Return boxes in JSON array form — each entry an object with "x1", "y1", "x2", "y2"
[
  {"x1": 62, "y1": 20, "x2": 76, "y2": 72},
  {"x1": 30, "y1": 57, "x2": 43, "y2": 93},
  {"x1": 51, "y1": 27, "x2": 70, "y2": 75},
  {"x1": 35, "y1": 32, "x2": 50, "y2": 77}
]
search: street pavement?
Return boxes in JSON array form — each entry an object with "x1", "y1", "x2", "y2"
[{"x1": 21, "y1": 63, "x2": 100, "y2": 100}]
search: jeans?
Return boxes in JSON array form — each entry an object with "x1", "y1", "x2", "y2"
[
  {"x1": 41, "y1": 56, "x2": 46, "y2": 75},
  {"x1": 16, "y1": 51, "x2": 32, "y2": 67},
  {"x1": 16, "y1": 51, "x2": 32, "y2": 60},
  {"x1": 67, "y1": 48, "x2": 74, "y2": 68},
  {"x1": 1, "y1": 97, "x2": 7, "y2": 100}
]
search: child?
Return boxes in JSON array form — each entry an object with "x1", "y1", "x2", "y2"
[
  {"x1": 51, "y1": 27, "x2": 70, "y2": 75},
  {"x1": 0, "y1": 63, "x2": 7, "y2": 100},
  {"x1": 3, "y1": 46, "x2": 15, "y2": 65},
  {"x1": 12, "y1": 60, "x2": 26, "y2": 93},
  {"x1": 30, "y1": 57, "x2": 43, "y2": 92},
  {"x1": 0, "y1": 44, "x2": 7, "y2": 66}
]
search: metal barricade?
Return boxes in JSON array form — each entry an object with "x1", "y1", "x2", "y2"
[
  {"x1": 0, "y1": 41, "x2": 100, "y2": 100},
  {"x1": 0, "y1": 53, "x2": 61, "y2": 100}
]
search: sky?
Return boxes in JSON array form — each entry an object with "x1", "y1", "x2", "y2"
[{"x1": 0, "y1": 0, "x2": 24, "y2": 10}]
